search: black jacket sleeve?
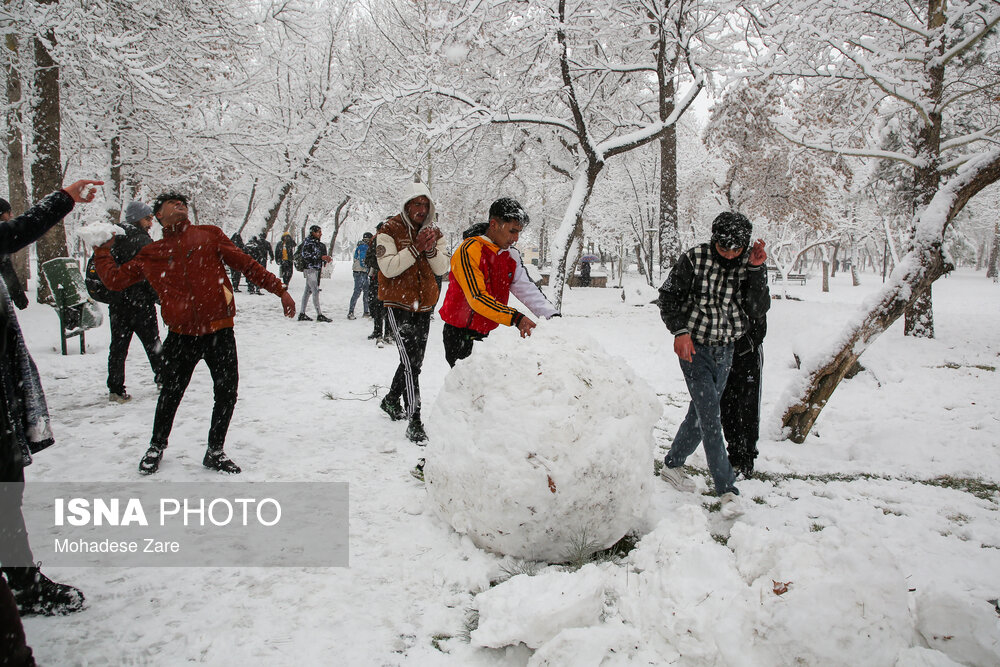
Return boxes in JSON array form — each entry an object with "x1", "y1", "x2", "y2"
[
  {"x1": 0, "y1": 255, "x2": 28, "y2": 309},
  {"x1": 658, "y1": 253, "x2": 694, "y2": 336},
  {"x1": 742, "y1": 266, "x2": 771, "y2": 320},
  {"x1": 0, "y1": 190, "x2": 74, "y2": 254}
]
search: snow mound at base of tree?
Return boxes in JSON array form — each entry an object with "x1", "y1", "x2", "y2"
[{"x1": 425, "y1": 323, "x2": 661, "y2": 562}]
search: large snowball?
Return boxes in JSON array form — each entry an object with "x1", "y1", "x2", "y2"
[{"x1": 425, "y1": 323, "x2": 661, "y2": 562}]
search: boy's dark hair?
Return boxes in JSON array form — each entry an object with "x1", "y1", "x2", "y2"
[
  {"x1": 152, "y1": 192, "x2": 189, "y2": 215},
  {"x1": 711, "y1": 212, "x2": 752, "y2": 250},
  {"x1": 309, "y1": 225, "x2": 321, "y2": 233},
  {"x1": 0, "y1": 198, "x2": 10, "y2": 215},
  {"x1": 488, "y1": 198, "x2": 529, "y2": 226}
]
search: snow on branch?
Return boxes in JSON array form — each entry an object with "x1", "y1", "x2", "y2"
[
  {"x1": 931, "y1": 7, "x2": 1000, "y2": 69},
  {"x1": 772, "y1": 125, "x2": 927, "y2": 168}
]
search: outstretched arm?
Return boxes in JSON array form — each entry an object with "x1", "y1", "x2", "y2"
[{"x1": 0, "y1": 179, "x2": 102, "y2": 254}]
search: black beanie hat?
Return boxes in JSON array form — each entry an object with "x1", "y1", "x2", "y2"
[
  {"x1": 310, "y1": 225, "x2": 321, "y2": 233},
  {"x1": 711, "y1": 212, "x2": 752, "y2": 250}
]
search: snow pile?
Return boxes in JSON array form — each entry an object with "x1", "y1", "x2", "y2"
[
  {"x1": 728, "y1": 522, "x2": 915, "y2": 665},
  {"x1": 914, "y1": 585, "x2": 1000, "y2": 665},
  {"x1": 471, "y1": 564, "x2": 605, "y2": 649},
  {"x1": 425, "y1": 324, "x2": 661, "y2": 561}
]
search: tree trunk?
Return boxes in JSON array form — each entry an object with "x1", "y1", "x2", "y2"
[
  {"x1": 830, "y1": 242, "x2": 839, "y2": 278},
  {"x1": 903, "y1": 290, "x2": 934, "y2": 337},
  {"x1": 5, "y1": 27, "x2": 30, "y2": 285},
  {"x1": 783, "y1": 249, "x2": 949, "y2": 442},
  {"x1": 903, "y1": 0, "x2": 946, "y2": 339},
  {"x1": 328, "y1": 197, "x2": 351, "y2": 251},
  {"x1": 781, "y1": 151, "x2": 1000, "y2": 443},
  {"x1": 822, "y1": 260, "x2": 829, "y2": 292},
  {"x1": 107, "y1": 134, "x2": 122, "y2": 224},
  {"x1": 986, "y1": 221, "x2": 998, "y2": 280},
  {"x1": 31, "y1": 3, "x2": 67, "y2": 303},
  {"x1": 656, "y1": 26, "x2": 680, "y2": 273},
  {"x1": 550, "y1": 164, "x2": 602, "y2": 311},
  {"x1": 237, "y1": 179, "x2": 257, "y2": 236}
]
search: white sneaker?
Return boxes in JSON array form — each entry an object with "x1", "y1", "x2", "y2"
[
  {"x1": 659, "y1": 466, "x2": 696, "y2": 493},
  {"x1": 720, "y1": 492, "x2": 743, "y2": 519},
  {"x1": 376, "y1": 338, "x2": 385, "y2": 349}
]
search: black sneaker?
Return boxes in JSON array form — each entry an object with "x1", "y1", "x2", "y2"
[
  {"x1": 203, "y1": 449, "x2": 242, "y2": 474},
  {"x1": 347, "y1": 313, "x2": 356, "y2": 320},
  {"x1": 298, "y1": 313, "x2": 313, "y2": 321},
  {"x1": 367, "y1": 333, "x2": 379, "y2": 340},
  {"x1": 138, "y1": 445, "x2": 164, "y2": 475},
  {"x1": 406, "y1": 419, "x2": 428, "y2": 444},
  {"x1": 3, "y1": 566, "x2": 85, "y2": 616},
  {"x1": 316, "y1": 314, "x2": 332, "y2": 323},
  {"x1": 410, "y1": 458, "x2": 425, "y2": 481},
  {"x1": 380, "y1": 396, "x2": 404, "y2": 421}
]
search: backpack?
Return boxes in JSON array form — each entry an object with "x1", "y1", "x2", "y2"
[
  {"x1": 292, "y1": 243, "x2": 305, "y2": 272},
  {"x1": 85, "y1": 253, "x2": 114, "y2": 303}
]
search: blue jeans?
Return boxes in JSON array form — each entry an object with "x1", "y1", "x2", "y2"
[
  {"x1": 349, "y1": 271, "x2": 369, "y2": 315},
  {"x1": 664, "y1": 342, "x2": 737, "y2": 496}
]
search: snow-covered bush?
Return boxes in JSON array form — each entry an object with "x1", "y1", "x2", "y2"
[{"x1": 425, "y1": 324, "x2": 661, "y2": 562}]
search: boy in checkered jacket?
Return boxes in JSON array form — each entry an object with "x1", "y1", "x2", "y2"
[{"x1": 656, "y1": 212, "x2": 770, "y2": 516}]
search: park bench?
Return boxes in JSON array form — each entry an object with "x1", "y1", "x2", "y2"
[
  {"x1": 771, "y1": 272, "x2": 807, "y2": 285},
  {"x1": 40, "y1": 257, "x2": 104, "y2": 355}
]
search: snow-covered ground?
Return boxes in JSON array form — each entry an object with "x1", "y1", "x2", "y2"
[{"x1": 18, "y1": 262, "x2": 1000, "y2": 665}]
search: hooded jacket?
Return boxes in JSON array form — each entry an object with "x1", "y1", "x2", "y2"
[
  {"x1": 376, "y1": 182, "x2": 449, "y2": 312},
  {"x1": 95, "y1": 221, "x2": 285, "y2": 336},
  {"x1": 275, "y1": 233, "x2": 295, "y2": 264}
]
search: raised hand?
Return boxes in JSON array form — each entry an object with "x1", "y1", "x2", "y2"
[{"x1": 748, "y1": 239, "x2": 767, "y2": 266}]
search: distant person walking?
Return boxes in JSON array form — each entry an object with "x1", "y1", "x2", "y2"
[
  {"x1": 245, "y1": 232, "x2": 274, "y2": 295},
  {"x1": 376, "y1": 182, "x2": 450, "y2": 443},
  {"x1": 229, "y1": 231, "x2": 246, "y2": 292},
  {"x1": 105, "y1": 201, "x2": 163, "y2": 403},
  {"x1": 95, "y1": 192, "x2": 296, "y2": 475},
  {"x1": 275, "y1": 232, "x2": 296, "y2": 289},
  {"x1": 366, "y1": 223, "x2": 389, "y2": 346},
  {"x1": 299, "y1": 225, "x2": 333, "y2": 322},
  {"x1": 348, "y1": 233, "x2": 372, "y2": 320}
]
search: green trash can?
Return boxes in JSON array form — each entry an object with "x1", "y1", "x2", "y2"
[{"x1": 41, "y1": 257, "x2": 104, "y2": 355}]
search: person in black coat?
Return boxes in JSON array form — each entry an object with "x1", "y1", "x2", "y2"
[
  {"x1": 229, "y1": 231, "x2": 246, "y2": 292},
  {"x1": 106, "y1": 201, "x2": 163, "y2": 402},
  {"x1": 244, "y1": 232, "x2": 274, "y2": 294},
  {"x1": 274, "y1": 232, "x2": 296, "y2": 289},
  {"x1": 721, "y1": 313, "x2": 767, "y2": 478},
  {"x1": 0, "y1": 180, "x2": 102, "y2": 662}
]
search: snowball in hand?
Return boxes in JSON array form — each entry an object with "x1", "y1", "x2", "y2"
[
  {"x1": 425, "y1": 323, "x2": 661, "y2": 562},
  {"x1": 78, "y1": 223, "x2": 120, "y2": 246}
]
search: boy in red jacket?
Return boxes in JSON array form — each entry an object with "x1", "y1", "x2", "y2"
[{"x1": 95, "y1": 193, "x2": 296, "y2": 475}]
